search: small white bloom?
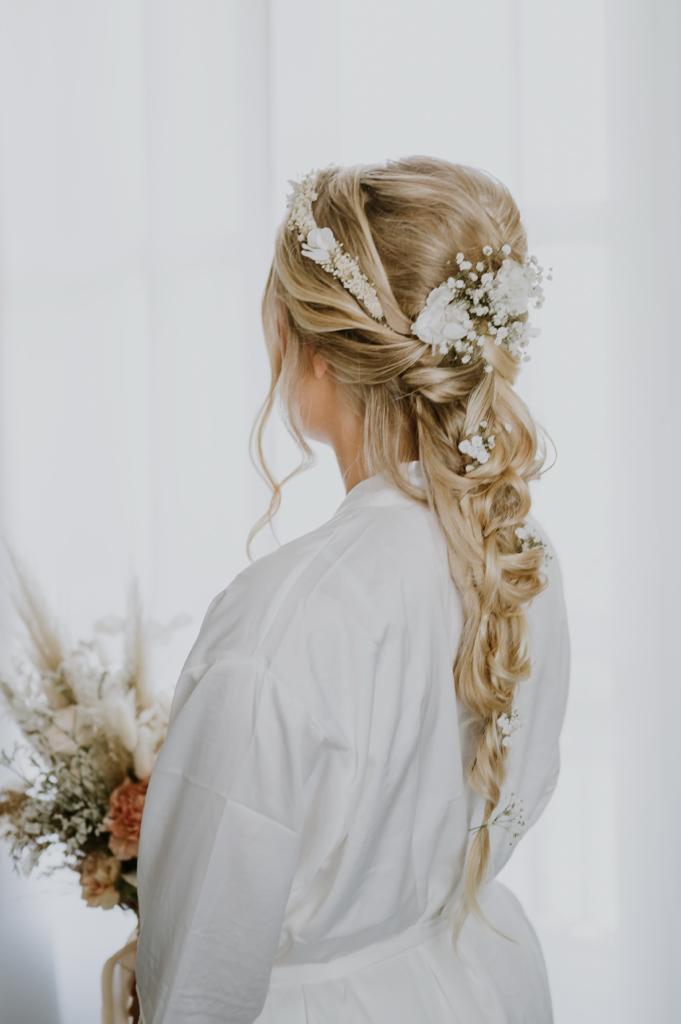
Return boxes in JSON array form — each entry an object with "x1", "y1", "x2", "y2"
[
  {"x1": 486, "y1": 258, "x2": 532, "y2": 319},
  {"x1": 301, "y1": 226, "x2": 337, "y2": 264},
  {"x1": 411, "y1": 283, "x2": 473, "y2": 355},
  {"x1": 515, "y1": 522, "x2": 552, "y2": 566},
  {"x1": 458, "y1": 422, "x2": 495, "y2": 467},
  {"x1": 497, "y1": 707, "x2": 520, "y2": 739}
]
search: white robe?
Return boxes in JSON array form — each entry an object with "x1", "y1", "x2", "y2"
[{"x1": 135, "y1": 459, "x2": 571, "y2": 1023}]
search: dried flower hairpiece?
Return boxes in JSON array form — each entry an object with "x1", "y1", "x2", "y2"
[
  {"x1": 285, "y1": 169, "x2": 385, "y2": 321},
  {"x1": 411, "y1": 245, "x2": 551, "y2": 371}
]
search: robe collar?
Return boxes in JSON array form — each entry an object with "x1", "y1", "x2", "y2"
[{"x1": 333, "y1": 459, "x2": 426, "y2": 515}]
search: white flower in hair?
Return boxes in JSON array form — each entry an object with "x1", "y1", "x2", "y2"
[
  {"x1": 487, "y1": 258, "x2": 533, "y2": 319},
  {"x1": 283, "y1": 168, "x2": 553, "y2": 371},
  {"x1": 458, "y1": 419, "x2": 496, "y2": 470},
  {"x1": 411, "y1": 281, "x2": 474, "y2": 357},
  {"x1": 286, "y1": 169, "x2": 385, "y2": 321},
  {"x1": 497, "y1": 707, "x2": 521, "y2": 749},
  {"x1": 301, "y1": 226, "x2": 337, "y2": 264},
  {"x1": 515, "y1": 522, "x2": 553, "y2": 566},
  {"x1": 413, "y1": 244, "x2": 551, "y2": 371}
]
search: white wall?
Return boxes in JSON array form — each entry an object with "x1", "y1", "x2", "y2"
[{"x1": 0, "y1": 1, "x2": 679, "y2": 1020}]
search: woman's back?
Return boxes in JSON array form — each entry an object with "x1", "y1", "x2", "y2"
[{"x1": 135, "y1": 460, "x2": 570, "y2": 1023}]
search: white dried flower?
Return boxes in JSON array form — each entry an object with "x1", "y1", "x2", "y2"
[
  {"x1": 496, "y1": 707, "x2": 521, "y2": 748},
  {"x1": 300, "y1": 226, "x2": 336, "y2": 264},
  {"x1": 411, "y1": 281, "x2": 474, "y2": 356},
  {"x1": 486, "y1": 258, "x2": 533, "y2": 319},
  {"x1": 515, "y1": 522, "x2": 553, "y2": 566},
  {"x1": 458, "y1": 421, "x2": 496, "y2": 471}
]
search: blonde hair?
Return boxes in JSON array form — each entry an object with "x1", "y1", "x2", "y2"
[{"x1": 249, "y1": 156, "x2": 551, "y2": 947}]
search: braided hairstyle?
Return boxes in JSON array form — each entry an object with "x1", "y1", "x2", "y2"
[{"x1": 251, "y1": 155, "x2": 550, "y2": 946}]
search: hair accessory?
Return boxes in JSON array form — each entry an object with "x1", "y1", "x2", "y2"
[
  {"x1": 458, "y1": 420, "x2": 496, "y2": 470},
  {"x1": 411, "y1": 245, "x2": 551, "y2": 370},
  {"x1": 468, "y1": 791, "x2": 527, "y2": 847},
  {"x1": 285, "y1": 168, "x2": 551, "y2": 372},
  {"x1": 496, "y1": 707, "x2": 521, "y2": 749},
  {"x1": 285, "y1": 169, "x2": 385, "y2": 321},
  {"x1": 515, "y1": 522, "x2": 553, "y2": 566}
]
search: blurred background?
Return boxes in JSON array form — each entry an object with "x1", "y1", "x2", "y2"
[{"x1": 0, "y1": 1, "x2": 679, "y2": 1021}]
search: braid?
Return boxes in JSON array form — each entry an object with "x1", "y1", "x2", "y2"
[{"x1": 412, "y1": 361, "x2": 548, "y2": 948}]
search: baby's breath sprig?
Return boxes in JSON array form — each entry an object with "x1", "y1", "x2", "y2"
[
  {"x1": 411, "y1": 243, "x2": 552, "y2": 369},
  {"x1": 469, "y1": 792, "x2": 527, "y2": 847},
  {"x1": 515, "y1": 522, "x2": 553, "y2": 567}
]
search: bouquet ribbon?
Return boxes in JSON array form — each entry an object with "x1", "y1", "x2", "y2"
[{"x1": 101, "y1": 928, "x2": 138, "y2": 1024}]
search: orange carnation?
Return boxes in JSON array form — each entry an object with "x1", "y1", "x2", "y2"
[{"x1": 102, "y1": 776, "x2": 149, "y2": 860}]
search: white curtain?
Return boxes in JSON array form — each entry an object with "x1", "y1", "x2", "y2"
[{"x1": 0, "y1": 2, "x2": 678, "y2": 1021}]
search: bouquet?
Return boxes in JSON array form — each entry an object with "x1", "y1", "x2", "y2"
[{"x1": 0, "y1": 548, "x2": 189, "y2": 1021}]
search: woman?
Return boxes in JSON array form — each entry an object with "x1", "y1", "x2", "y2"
[{"x1": 135, "y1": 156, "x2": 571, "y2": 1023}]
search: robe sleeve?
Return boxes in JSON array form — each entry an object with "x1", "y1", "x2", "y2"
[
  {"x1": 484, "y1": 527, "x2": 572, "y2": 880},
  {"x1": 134, "y1": 648, "x2": 325, "y2": 1024}
]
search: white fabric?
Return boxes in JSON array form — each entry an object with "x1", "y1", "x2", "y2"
[{"x1": 135, "y1": 459, "x2": 570, "y2": 1023}]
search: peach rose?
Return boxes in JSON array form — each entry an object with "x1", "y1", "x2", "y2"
[
  {"x1": 102, "y1": 777, "x2": 149, "y2": 860},
  {"x1": 79, "y1": 850, "x2": 121, "y2": 909}
]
